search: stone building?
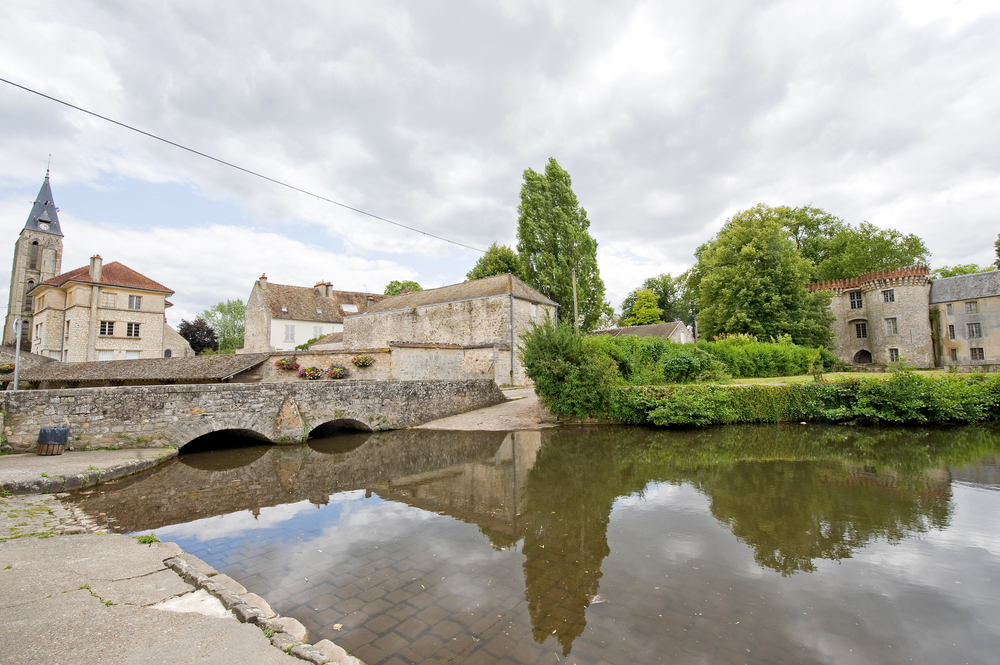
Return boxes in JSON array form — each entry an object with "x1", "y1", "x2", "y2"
[
  {"x1": 343, "y1": 273, "x2": 558, "y2": 386},
  {"x1": 591, "y1": 321, "x2": 692, "y2": 344},
  {"x1": 28, "y1": 255, "x2": 185, "y2": 361},
  {"x1": 809, "y1": 266, "x2": 934, "y2": 368},
  {"x1": 243, "y1": 276, "x2": 382, "y2": 353},
  {"x1": 4, "y1": 172, "x2": 64, "y2": 350},
  {"x1": 929, "y1": 271, "x2": 1000, "y2": 367}
]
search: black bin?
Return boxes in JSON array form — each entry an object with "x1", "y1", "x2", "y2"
[{"x1": 37, "y1": 426, "x2": 70, "y2": 456}]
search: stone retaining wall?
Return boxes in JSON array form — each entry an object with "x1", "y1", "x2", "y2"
[{"x1": 0, "y1": 379, "x2": 505, "y2": 453}]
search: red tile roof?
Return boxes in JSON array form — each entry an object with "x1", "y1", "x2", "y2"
[{"x1": 36, "y1": 262, "x2": 173, "y2": 294}]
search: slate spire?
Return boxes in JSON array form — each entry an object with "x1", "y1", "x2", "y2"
[{"x1": 24, "y1": 170, "x2": 63, "y2": 236}]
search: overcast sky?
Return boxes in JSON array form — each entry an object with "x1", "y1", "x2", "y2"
[{"x1": 2, "y1": 0, "x2": 998, "y2": 326}]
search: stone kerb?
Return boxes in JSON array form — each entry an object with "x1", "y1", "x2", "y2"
[{"x1": 0, "y1": 379, "x2": 505, "y2": 452}]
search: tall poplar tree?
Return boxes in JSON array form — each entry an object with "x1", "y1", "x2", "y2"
[{"x1": 516, "y1": 158, "x2": 610, "y2": 331}]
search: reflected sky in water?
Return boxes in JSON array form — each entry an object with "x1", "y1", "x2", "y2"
[{"x1": 68, "y1": 425, "x2": 1000, "y2": 664}]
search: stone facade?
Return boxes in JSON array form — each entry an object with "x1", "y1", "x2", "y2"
[
  {"x1": 344, "y1": 274, "x2": 557, "y2": 386},
  {"x1": 929, "y1": 271, "x2": 1000, "y2": 367},
  {"x1": 4, "y1": 174, "x2": 64, "y2": 350},
  {"x1": 29, "y1": 256, "x2": 174, "y2": 362},
  {"x1": 811, "y1": 266, "x2": 934, "y2": 368},
  {"x1": 0, "y1": 379, "x2": 505, "y2": 452}
]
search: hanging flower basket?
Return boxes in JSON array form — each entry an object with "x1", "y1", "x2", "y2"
[
  {"x1": 275, "y1": 357, "x2": 299, "y2": 371},
  {"x1": 351, "y1": 354, "x2": 375, "y2": 368},
  {"x1": 327, "y1": 365, "x2": 350, "y2": 379},
  {"x1": 0, "y1": 364, "x2": 14, "y2": 374},
  {"x1": 297, "y1": 366, "x2": 325, "y2": 380}
]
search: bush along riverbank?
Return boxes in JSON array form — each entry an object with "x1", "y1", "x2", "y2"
[{"x1": 520, "y1": 321, "x2": 1000, "y2": 426}]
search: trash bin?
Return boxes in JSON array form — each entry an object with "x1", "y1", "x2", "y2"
[{"x1": 37, "y1": 426, "x2": 70, "y2": 456}]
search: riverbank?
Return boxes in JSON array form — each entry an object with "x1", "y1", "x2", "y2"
[
  {"x1": 0, "y1": 448, "x2": 176, "y2": 495},
  {"x1": 415, "y1": 387, "x2": 561, "y2": 430},
  {"x1": 0, "y1": 494, "x2": 364, "y2": 664}
]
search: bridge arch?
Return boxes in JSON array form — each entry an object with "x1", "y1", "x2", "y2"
[
  {"x1": 176, "y1": 426, "x2": 272, "y2": 452},
  {"x1": 308, "y1": 419, "x2": 373, "y2": 438}
]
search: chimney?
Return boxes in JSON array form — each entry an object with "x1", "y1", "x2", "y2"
[
  {"x1": 258, "y1": 273, "x2": 268, "y2": 289},
  {"x1": 314, "y1": 281, "x2": 331, "y2": 298},
  {"x1": 89, "y1": 255, "x2": 103, "y2": 282}
]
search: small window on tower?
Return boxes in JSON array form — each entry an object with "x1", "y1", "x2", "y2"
[
  {"x1": 855, "y1": 322, "x2": 867, "y2": 339},
  {"x1": 128, "y1": 295, "x2": 142, "y2": 310},
  {"x1": 850, "y1": 291, "x2": 863, "y2": 309},
  {"x1": 882, "y1": 289, "x2": 895, "y2": 302}
]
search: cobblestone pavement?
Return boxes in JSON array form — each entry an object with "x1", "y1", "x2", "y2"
[{"x1": 0, "y1": 492, "x2": 89, "y2": 540}]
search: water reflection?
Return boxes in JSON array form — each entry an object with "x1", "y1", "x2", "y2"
[{"x1": 67, "y1": 424, "x2": 1000, "y2": 664}]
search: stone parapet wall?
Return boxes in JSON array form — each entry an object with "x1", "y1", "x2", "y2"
[
  {"x1": 0, "y1": 379, "x2": 506, "y2": 452},
  {"x1": 249, "y1": 349, "x2": 392, "y2": 382}
]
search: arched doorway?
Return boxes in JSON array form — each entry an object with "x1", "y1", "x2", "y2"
[{"x1": 853, "y1": 349, "x2": 872, "y2": 364}]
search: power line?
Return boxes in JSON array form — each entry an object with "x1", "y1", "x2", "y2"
[{"x1": 0, "y1": 76, "x2": 487, "y2": 254}]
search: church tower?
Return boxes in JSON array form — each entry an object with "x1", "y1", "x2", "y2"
[{"x1": 4, "y1": 172, "x2": 64, "y2": 350}]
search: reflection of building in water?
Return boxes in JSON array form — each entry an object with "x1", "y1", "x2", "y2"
[{"x1": 377, "y1": 432, "x2": 541, "y2": 546}]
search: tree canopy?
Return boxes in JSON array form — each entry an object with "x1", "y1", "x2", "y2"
[
  {"x1": 516, "y1": 158, "x2": 611, "y2": 331},
  {"x1": 384, "y1": 280, "x2": 423, "y2": 296},
  {"x1": 690, "y1": 204, "x2": 833, "y2": 348},
  {"x1": 620, "y1": 273, "x2": 687, "y2": 325},
  {"x1": 814, "y1": 221, "x2": 929, "y2": 281},
  {"x1": 466, "y1": 243, "x2": 525, "y2": 281},
  {"x1": 201, "y1": 299, "x2": 245, "y2": 351},
  {"x1": 930, "y1": 264, "x2": 995, "y2": 280},
  {"x1": 619, "y1": 289, "x2": 663, "y2": 326},
  {"x1": 178, "y1": 317, "x2": 218, "y2": 354}
]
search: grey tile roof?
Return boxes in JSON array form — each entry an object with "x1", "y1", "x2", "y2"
[
  {"x1": 261, "y1": 283, "x2": 382, "y2": 323},
  {"x1": 23, "y1": 174, "x2": 63, "y2": 237},
  {"x1": 21, "y1": 354, "x2": 270, "y2": 383},
  {"x1": 591, "y1": 321, "x2": 686, "y2": 339},
  {"x1": 363, "y1": 274, "x2": 557, "y2": 314},
  {"x1": 311, "y1": 332, "x2": 343, "y2": 346},
  {"x1": 929, "y1": 271, "x2": 1000, "y2": 303}
]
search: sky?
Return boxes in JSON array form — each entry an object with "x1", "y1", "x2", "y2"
[{"x1": 1, "y1": 0, "x2": 999, "y2": 326}]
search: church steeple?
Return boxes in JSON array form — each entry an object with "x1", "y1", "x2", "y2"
[{"x1": 23, "y1": 170, "x2": 63, "y2": 236}]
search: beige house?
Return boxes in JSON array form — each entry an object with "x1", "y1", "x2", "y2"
[
  {"x1": 243, "y1": 276, "x2": 382, "y2": 353},
  {"x1": 591, "y1": 321, "x2": 692, "y2": 344},
  {"x1": 810, "y1": 266, "x2": 934, "y2": 368},
  {"x1": 343, "y1": 273, "x2": 558, "y2": 385},
  {"x1": 28, "y1": 255, "x2": 190, "y2": 361},
  {"x1": 929, "y1": 271, "x2": 1000, "y2": 366}
]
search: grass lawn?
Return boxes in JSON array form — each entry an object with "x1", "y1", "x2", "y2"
[{"x1": 731, "y1": 369, "x2": 947, "y2": 385}]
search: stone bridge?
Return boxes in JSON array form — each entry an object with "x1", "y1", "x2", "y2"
[{"x1": 0, "y1": 379, "x2": 505, "y2": 453}]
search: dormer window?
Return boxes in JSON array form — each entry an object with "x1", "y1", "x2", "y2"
[
  {"x1": 281, "y1": 306, "x2": 288, "y2": 312},
  {"x1": 342, "y1": 304, "x2": 358, "y2": 313},
  {"x1": 316, "y1": 309, "x2": 322, "y2": 314}
]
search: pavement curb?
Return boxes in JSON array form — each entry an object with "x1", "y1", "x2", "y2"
[
  {"x1": 164, "y1": 554, "x2": 364, "y2": 665},
  {"x1": 0, "y1": 449, "x2": 177, "y2": 495}
]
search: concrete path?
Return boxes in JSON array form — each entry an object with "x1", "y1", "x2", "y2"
[
  {"x1": 0, "y1": 448, "x2": 176, "y2": 495},
  {"x1": 416, "y1": 387, "x2": 559, "y2": 431}
]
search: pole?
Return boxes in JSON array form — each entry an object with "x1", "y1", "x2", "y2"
[
  {"x1": 572, "y1": 269, "x2": 579, "y2": 336},
  {"x1": 13, "y1": 319, "x2": 21, "y2": 390},
  {"x1": 509, "y1": 274, "x2": 515, "y2": 385}
]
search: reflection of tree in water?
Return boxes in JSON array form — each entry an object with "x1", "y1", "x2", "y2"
[{"x1": 517, "y1": 424, "x2": 1000, "y2": 652}]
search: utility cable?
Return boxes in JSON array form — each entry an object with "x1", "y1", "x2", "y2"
[{"x1": 0, "y1": 76, "x2": 487, "y2": 254}]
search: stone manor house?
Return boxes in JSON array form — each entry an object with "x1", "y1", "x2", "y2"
[{"x1": 4, "y1": 173, "x2": 192, "y2": 361}]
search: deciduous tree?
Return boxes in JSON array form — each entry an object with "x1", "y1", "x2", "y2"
[
  {"x1": 178, "y1": 317, "x2": 218, "y2": 354},
  {"x1": 930, "y1": 264, "x2": 994, "y2": 280},
  {"x1": 384, "y1": 280, "x2": 423, "y2": 296},
  {"x1": 516, "y1": 158, "x2": 611, "y2": 331},
  {"x1": 620, "y1": 273, "x2": 686, "y2": 324},
  {"x1": 201, "y1": 299, "x2": 245, "y2": 351},
  {"x1": 466, "y1": 243, "x2": 525, "y2": 281},
  {"x1": 814, "y1": 222, "x2": 930, "y2": 281},
  {"x1": 620, "y1": 289, "x2": 663, "y2": 326}
]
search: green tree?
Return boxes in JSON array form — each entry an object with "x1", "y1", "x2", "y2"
[
  {"x1": 620, "y1": 273, "x2": 686, "y2": 324},
  {"x1": 466, "y1": 243, "x2": 525, "y2": 281},
  {"x1": 780, "y1": 205, "x2": 848, "y2": 277},
  {"x1": 995, "y1": 234, "x2": 1000, "y2": 269},
  {"x1": 201, "y1": 299, "x2": 245, "y2": 351},
  {"x1": 692, "y1": 204, "x2": 833, "y2": 347},
  {"x1": 620, "y1": 289, "x2": 663, "y2": 326},
  {"x1": 384, "y1": 280, "x2": 423, "y2": 296},
  {"x1": 930, "y1": 263, "x2": 994, "y2": 280},
  {"x1": 814, "y1": 222, "x2": 930, "y2": 281},
  {"x1": 516, "y1": 158, "x2": 611, "y2": 331},
  {"x1": 177, "y1": 317, "x2": 218, "y2": 354}
]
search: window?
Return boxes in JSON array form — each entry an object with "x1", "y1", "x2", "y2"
[
  {"x1": 948, "y1": 324, "x2": 956, "y2": 340},
  {"x1": 966, "y1": 301, "x2": 979, "y2": 314},
  {"x1": 125, "y1": 351, "x2": 140, "y2": 360},
  {"x1": 882, "y1": 289, "x2": 895, "y2": 303},
  {"x1": 37, "y1": 295, "x2": 44, "y2": 310},
  {"x1": 313, "y1": 326, "x2": 324, "y2": 339},
  {"x1": 128, "y1": 295, "x2": 142, "y2": 310},
  {"x1": 971, "y1": 348, "x2": 985, "y2": 361},
  {"x1": 889, "y1": 348, "x2": 899, "y2": 362},
  {"x1": 855, "y1": 322, "x2": 867, "y2": 338},
  {"x1": 99, "y1": 321, "x2": 114, "y2": 336},
  {"x1": 885, "y1": 318, "x2": 898, "y2": 335},
  {"x1": 126, "y1": 323, "x2": 140, "y2": 337},
  {"x1": 284, "y1": 325, "x2": 295, "y2": 342},
  {"x1": 101, "y1": 293, "x2": 116, "y2": 307},
  {"x1": 24, "y1": 280, "x2": 34, "y2": 311},
  {"x1": 946, "y1": 304, "x2": 953, "y2": 315},
  {"x1": 968, "y1": 322, "x2": 982, "y2": 338},
  {"x1": 48, "y1": 351, "x2": 62, "y2": 360},
  {"x1": 164, "y1": 349, "x2": 172, "y2": 358},
  {"x1": 342, "y1": 304, "x2": 358, "y2": 313},
  {"x1": 64, "y1": 320, "x2": 69, "y2": 338},
  {"x1": 950, "y1": 349, "x2": 958, "y2": 362},
  {"x1": 98, "y1": 350, "x2": 114, "y2": 361},
  {"x1": 850, "y1": 291, "x2": 863, "y2": 309},
  {"x1": 531, "y1": 303, "x2": 538, "y2": 319},
  {"x1": 29, "y1": 241, "x2": 38, "y2": 269}
]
